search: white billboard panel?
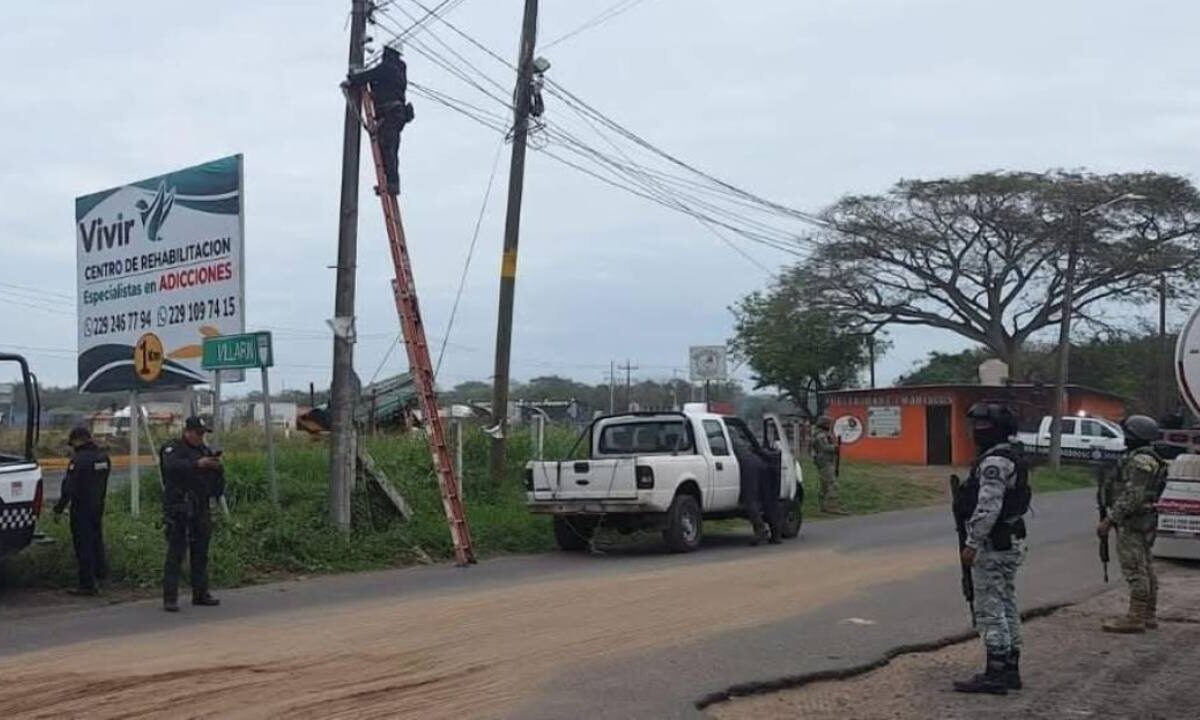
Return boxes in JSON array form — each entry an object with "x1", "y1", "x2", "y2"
[
  {"x1": 75, "y1": 155, "x2": 245, "y2": 392},
  {"x1": 689, "y1": 346, "x2": 727, "y2": 382}
]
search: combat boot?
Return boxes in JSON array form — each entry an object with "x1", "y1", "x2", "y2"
[
  {"x1": 1102, "y1": 597, "x2": 1147, "y2": 634},
  {"x1": 1005, "y1": 650, "x2": 1022, "y2": 690},
  {"x1": 1144, "y1": 593, "x2": 1159, "y2": 629},
  {"x1": 192, "y1": 592, "x2": 221, "y2": 607},
  {"x1": 953, "y1": 651, "x2": 1009, "y2": 695}
]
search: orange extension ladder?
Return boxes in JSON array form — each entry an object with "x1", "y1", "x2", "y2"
[{"x1": 361, "y1": 87, "x2": 476, "y2": 566}]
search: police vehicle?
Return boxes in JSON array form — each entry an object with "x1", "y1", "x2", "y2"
[{"x1": 0, "y1": 353, "x2": 43, "y2": 559}]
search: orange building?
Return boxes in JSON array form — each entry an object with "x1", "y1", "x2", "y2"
[{"x1": 822, "y1": 384, "x2": 1128, "y2": 466}]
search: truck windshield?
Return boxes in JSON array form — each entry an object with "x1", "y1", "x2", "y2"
[{"x1": 598, "y1": 420, "x2": 693, "y2": 455}]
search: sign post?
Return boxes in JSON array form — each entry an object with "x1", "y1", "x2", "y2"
[
  {"x1": 203, "y1": 331, "x2": 276, "y2": 507},
  {"x1": 129, "y1": 391, "x2": 140, "y2": 517}
]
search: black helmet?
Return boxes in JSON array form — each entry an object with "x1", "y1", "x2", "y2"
[
  {"x1": 1122, "y1": 414, "x2": 1160, "y2": 447},
  {"x1": 967, "y1": 402, "x2": 1017, "y2": 452},
  {"x1": 67, "y1": 426, "x2": 92, "y2": 445}
]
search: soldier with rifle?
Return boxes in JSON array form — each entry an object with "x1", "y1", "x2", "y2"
[
  {"x1": 812, "y1": 416, "x2": 846, "y2": 514},
  {"x1": 950, "y1": 402, "x2": 1031, "y2": 696},
  {"x1": 1097, "y1": 415, "x2": 1167, "y2": 633}
]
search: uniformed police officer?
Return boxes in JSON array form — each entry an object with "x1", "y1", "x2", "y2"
[
  {"x1": 953, "y1": 402, "x2": 1030, "y2": 695},
  {"x1": 160, "y1": 416, "x2": 223, "y2": 612},
  {"x1": 1098, "y1": 415, "x2": 1165, "y2": 633},
  {"x1": 812, "y1": 416, "x2": 845, "y2": 514},
  {"x1": 53, "y1": 426, "x2": 110, "y2": 596},
  {"x1": 347, "y1": 42, "x2": 412, "y2": 197}
]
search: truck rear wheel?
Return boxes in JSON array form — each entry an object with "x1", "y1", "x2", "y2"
[
  {"x1": 781, "y1": 485, "x2": 804, "y2": 539},
  {"x1": 664, "y1": 494, "x2": 702, "y2": 553},
  {"x1": 553, "y1": 516, "x2": 597, "y2": 552}
]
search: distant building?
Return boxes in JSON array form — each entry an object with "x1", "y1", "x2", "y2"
[
  {"x1": 823, "y1": 383, "x2": 1127, "y2": 466},
  {"x1": 219, "y1": 401, "x2": 298, "y2": 431}
]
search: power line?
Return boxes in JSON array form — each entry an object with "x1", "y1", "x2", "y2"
[
  {"x1": 371, "y1": 6, "x2": 819, "y2": 259},
  {"x1": 0, "y1": 281, "x2": 75, "y2": 302},
  {"x1": 541, "y1": 0, "x2": 654, "y2": 50},
  {"x1": 436, "y1": 137, "x2": 505, "y2": 379}
]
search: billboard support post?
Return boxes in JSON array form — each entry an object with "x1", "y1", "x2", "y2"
[{"x1": 129, "y1": 390, "x2": 140, "y2": 517}]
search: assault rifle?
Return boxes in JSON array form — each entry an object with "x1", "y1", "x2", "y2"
[
  {"x1": 1096, "y1": 466, "x2": 1109, "y2": 583},
  {"x1": 949, "y1": 474, "x2": 975, "y2": 626}
]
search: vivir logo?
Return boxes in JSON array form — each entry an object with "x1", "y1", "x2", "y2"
[
  {"x1": 79, "y1": 181, "x2": 176, "y2": 252},
  {"x1": 135, "y1": 181, "x2": 176, "y2": 243}
]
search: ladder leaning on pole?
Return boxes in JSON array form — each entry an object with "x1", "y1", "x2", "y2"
[{"x1": 361, "y1": 87, "x2": 476, "y2": 566}]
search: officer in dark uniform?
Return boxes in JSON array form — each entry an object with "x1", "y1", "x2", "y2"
[
  {"x1": 160, "y1": 416, "x2": 224, "y2": 612},
  {"x1": 347, "y1": 42, "x2": 413, "y2": 196},
  {"x1": 54, "y1": 426, "x2": 110, "y2": 596}
]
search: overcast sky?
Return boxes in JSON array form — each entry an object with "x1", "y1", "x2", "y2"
[{"x1": 2, "y1": 0, "x2": 1198, "y2": 397}]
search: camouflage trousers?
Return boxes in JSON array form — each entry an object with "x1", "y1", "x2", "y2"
[
  {"x1": 817, "y1": 462, "x2": 838, "y2": 508},
  {"x1": 1116, "y1": 523, "x2": 1157, "y2": 606},
  {"x1": 971, "y1": 542, "x2": 1026, "y2": 654}
]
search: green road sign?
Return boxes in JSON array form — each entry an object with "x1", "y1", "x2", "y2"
[{"x1": 202, "y1": 332, "x2": 274, "y2": 370}]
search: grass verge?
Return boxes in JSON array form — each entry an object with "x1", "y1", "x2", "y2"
[{"x1": 2, "y1": 432, "x2": 1098, "y2": 595}]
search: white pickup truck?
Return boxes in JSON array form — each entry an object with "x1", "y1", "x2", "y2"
[
  {"x1": 1015, "y1": 415, "x2": 1125, "y2": 463},
  {"x1": 0, "y1": 353, "x2": 43, "y2": 559},
  {"x1": 525, "y1": 404, "x2": 804, "y2": 553}
]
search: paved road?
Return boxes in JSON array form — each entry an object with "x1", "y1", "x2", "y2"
[{"x1": 0, "y1": 489, "x2": 1107, "y2": 719}]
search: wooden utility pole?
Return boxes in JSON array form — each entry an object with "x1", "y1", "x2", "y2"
[
  {"x1": 618, "y1": 360, "x2": 638, "y2": 410},
  {"x1": 489, "y1": 0, "x2": 540, "y2": 485},
  {"x1": 328, "y1": 0, "x2": 369, "y2": 530}
]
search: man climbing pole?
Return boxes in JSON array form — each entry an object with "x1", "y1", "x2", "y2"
[{"x1": 347, "y1": 41, "x2": 414, "y2": 196}]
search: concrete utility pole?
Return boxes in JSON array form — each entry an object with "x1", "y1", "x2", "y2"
[
  {"x1": 609, "y1": 361, "x2": 616, "y2": 414},
  {"x1": 1048, "y1": 193, "x2": 1144, "y2": 468},
  {"x1": 328, "y1": 0, "x2": 369, "y2": 529},
  {"x1": 1158, "y1": 274, "x2": 1168, "y2": 417},
  {"x1": 488, "y1": 0, "x2": 540, "y2": 485}
]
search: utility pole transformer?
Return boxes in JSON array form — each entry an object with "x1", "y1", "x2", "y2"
[
  {"x1": 329, "y1": 0, "x2": 369, "y2": 530},
  {"x1": 489, "y1": 0, "x2": 540, "y2": 485}
]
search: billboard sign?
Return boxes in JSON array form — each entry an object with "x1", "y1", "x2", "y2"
[
  {"x1": 75, "y1": 155, "x2": 245, "y2": 392},
  {"x1": 689, "y1": 346, "x2": 727, "y2": 382}
]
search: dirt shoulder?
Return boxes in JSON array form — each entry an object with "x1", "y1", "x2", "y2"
[{"x1": 708, "y1": 561, "x2": 1200, "y2": 720}]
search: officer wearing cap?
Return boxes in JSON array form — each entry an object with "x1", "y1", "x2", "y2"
[
  {"x1": 54, "y1": 426, "x2": 110, "y2": 596},
  {"x1": 159, "y1": 416, "x2": 223, "y2": 612}
]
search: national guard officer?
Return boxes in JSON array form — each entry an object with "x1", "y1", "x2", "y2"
[
  {"x1": 160, "y1": 416, "x2": 223, "y2": 612},
  {"x1": 953, "y1": 402, "x2": 1030, "y2": 695},
  {"x1": 1098, "y1": 415, "x2": 1165, "y2": 633},
  {"x1": 812, "y1": 416, "x2": 845, "y2": 514},
  {"x1": 53, "y1": 426, "x2": 110, "y2": 596}
]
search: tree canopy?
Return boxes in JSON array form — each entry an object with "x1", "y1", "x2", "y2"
[
  {"x1": 729, "y1": 269, "x2": 884, "y2": 416},
  {"x1": 799, "y1": 171, "x2": 1200, "y2": 372}
]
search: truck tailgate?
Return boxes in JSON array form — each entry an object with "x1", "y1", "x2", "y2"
[{"x1": 530, "y1": 458, "x2": 639, "y2": 501}]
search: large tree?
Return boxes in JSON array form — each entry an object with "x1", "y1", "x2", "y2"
[
  {"x1": 801, "y1": 171, "x2": 1200, "y2": 374},
  {"x1": 730, "y1": 271, "x2": 884, "y2": 417}
]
